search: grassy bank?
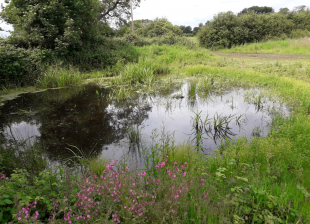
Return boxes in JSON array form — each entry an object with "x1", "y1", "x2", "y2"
[
  {"x1": 218, "y1": 37, "x2": 310, "y2": 54},
  {"x1": 1, "y1": 39, "x2": 310, "y2": 223}
]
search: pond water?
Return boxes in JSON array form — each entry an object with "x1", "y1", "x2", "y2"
[{"x1": 0, "y1": 80, "x2": 289, "y2": 166}]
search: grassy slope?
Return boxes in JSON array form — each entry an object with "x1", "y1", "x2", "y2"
[{"x1": 217, "y1": 37, "x2": 310, "y2": 54}]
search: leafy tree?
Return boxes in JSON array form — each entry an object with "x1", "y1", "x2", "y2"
[
  {"x1": 238, "y1": 6, "x2": 274, "y2": 15},
  {"x1": 0, "y1": 0, "x2": 141, "y2": 52},
  {"x1": 279, "y1": 8, "x2": 290, "y2": 14},
  {"x1": 120, "y1": 18, "x2": 182, "y2": 37},
  {"x1": 179, "y1": 25, "x2": 186, "y2": 33},
  {"x1": 193, "y1": 24, "x2": 203, "y2": 35},
  {"x1": 293, "y1": 5, "x2": 307, "y2": 13},
  {"x1": 183, "y1": 26, "x2": 192, "y2": 34}
]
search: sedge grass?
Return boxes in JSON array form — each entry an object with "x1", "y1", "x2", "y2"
[{"x1": 36, "y1": 65, "x2": 85, "y2": 88}]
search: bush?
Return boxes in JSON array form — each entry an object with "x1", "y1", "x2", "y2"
[
  {"x1": 0, "y1": 41, "x2": 47, "y2": 88},
  {"x1": 198, "y1": 10, "x2": 310, "y2": 49},
  {"x1": 0, "y1": 37, "x2": 139, "y2": 89},
  {"x1": 120, "y1": 18, "x2": 182, "y2": 38},
  {"x1": 119, "y1": 34, "x2": 197, "y2": 49}
]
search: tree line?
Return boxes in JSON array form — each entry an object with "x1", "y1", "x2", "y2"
[{"x1": 197, "y1": 5, "x2": 310, "y2": 49}]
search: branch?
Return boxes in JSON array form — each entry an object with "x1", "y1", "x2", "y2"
[{"x1": 101, "y1": 0, "x2": 122, "y2": 18}]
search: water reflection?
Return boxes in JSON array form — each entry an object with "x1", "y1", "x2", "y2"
[{"x1": 0, "y1": 82, "x2": 289, "y2": 165}]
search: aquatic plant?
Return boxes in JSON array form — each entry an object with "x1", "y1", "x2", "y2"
[
  {"x1": 188, "y1": 81, "x2": 197, "y2": 98},
  {"x1": 36, "y1": 65, "x2": 84, "y2": 88},
  {"x1": 127, "y1": 125, "x2": 141, "y2": 145}
]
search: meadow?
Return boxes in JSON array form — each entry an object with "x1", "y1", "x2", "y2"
[{"x1": 1, "y1": 38, "x2": 310, "y2": 223}]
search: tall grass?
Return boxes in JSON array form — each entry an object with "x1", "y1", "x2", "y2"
[
  {"x1": 111, "y1": 58, "x2": 170, "y2": 86},
  {"x1": 36, "y1": 65, "x2": 85, "y2": 88}
]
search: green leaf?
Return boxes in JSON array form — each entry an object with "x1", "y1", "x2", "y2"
[
  {"x1": 236, "y1": 176, "x2": 248, "y2": 182},
  {"x1": 4, "y1": 199, "x2": 13, "y2": 204}
]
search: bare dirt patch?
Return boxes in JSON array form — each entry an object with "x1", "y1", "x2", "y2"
[{"x1": 214, "y1": 52, "x2": 310, "y2": 60}]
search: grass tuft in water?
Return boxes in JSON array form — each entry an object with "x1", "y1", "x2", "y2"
[{"x1": 36, "y1": 65, "x2": 84, "y2": 88}]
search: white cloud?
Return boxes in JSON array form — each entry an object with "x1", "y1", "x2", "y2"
[
  {"x1": 134, "y1": 0, "x2": 309, "y2": 27},
  {"x1": 0, "y1": 0, "x2": 13, "y2": 37},
  {"x1": 0, "y1": 0, "x2": 309, "y2": 35}
]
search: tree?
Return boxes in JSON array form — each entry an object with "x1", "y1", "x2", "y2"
[
  {"x1": 179, "y1": 25, "x2": 186, "y2": 33},
  {"x1": 121, "y1": 18, "x2": 182, "y2": 37},
  {"x1": 279, "y1": 8, "x2": 290, "y2": 14},
  {"x1": 293, "y1": 5, "x2": 307, "y2": 13},
  {"x1": 238, "y1": 6, "x2": 274, "y2": 15},
  {"x1": 0, "y1": 0, "x2": 141, "y2": 52},
  {"x1": 183, "y1": 26, "x2": 192, "y2": 33}
]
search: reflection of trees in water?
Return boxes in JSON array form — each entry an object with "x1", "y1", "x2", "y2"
[{"x1": 0, "y1": 85, "x2": 151, "y2": 163}]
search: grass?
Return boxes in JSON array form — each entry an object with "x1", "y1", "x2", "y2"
[
  {"x1": 218, "y1": 37, "x2": 310, "y2": 54},
  {"x1": 36, "y1": 65, "x2": 86, "y2": 88}
]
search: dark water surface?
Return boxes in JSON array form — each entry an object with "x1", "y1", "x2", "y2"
[{"x1": 0, "y1": 82, "x2": 289, "y2": 165}]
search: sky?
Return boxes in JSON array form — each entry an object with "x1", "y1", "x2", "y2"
[{"x1": 0, "y1": 0, "x2": 309, "y2": 36}]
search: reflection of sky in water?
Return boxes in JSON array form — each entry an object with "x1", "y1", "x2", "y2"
[
  {"x1": 102, "y1": 84, "x2": 289, "y2": 161},
  {"x1": 4, "y1": 121, "x2": 41, "y2": 142},
  {"x1": 0, "y1": 83, "x2": 289, "y2": 166}
]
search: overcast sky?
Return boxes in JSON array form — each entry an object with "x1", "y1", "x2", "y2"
[{"x1": 1, "y1": 0, "x2": 309, "y2": 36}]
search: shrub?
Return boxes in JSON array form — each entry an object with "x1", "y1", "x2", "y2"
[
  {"x1": 198, "y1": 10, "x2": 310, "y2": 49},
  {"x1": 0, "y1": 41, "x2": 46, "y2": 88}
]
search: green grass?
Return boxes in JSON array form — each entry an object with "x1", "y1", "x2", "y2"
[
  {"x1": 218, "y1": 37, "x2": 310, "y2": 54},
  {"x1": 36, "y1": 65, "x2": 86, "y2": 88}
]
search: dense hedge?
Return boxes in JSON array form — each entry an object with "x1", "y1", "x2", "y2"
[
  {"x1": 0, "y1": 40, "x2": 45, "y2": 87},
  {"x1": 118, "y1": 18, "x2": 183, "y2": 38},
  {"x1": 119, "y1": 33, "x2": 197, "y2": 48},
  {"x1": 0, "y1": 37, "x2": 139, "y2": 88},
  {"x1": 198, "y1": 10, "x2": 310, "y2": 49}
]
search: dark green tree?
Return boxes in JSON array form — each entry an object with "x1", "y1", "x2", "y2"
[
  {"x1": 183, "y1": 26, "x2": 192, "y2": 34},
  {"x1": 0, "y1": 0, "x2": 141, "y2": 52},
  {"x1": 238, "y1": 6, "x2": 274, "y2": 15},
  {"x1": 279, "y1": 8, "x2": 290, "y2": 14}
]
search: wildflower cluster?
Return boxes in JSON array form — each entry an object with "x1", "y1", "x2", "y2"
[
  {"x1": 12, "y1": 158, "x2": 209, "y2": 223},
  {"x1": 15, "y1": 201, "x2": 40, "y2": 223}
]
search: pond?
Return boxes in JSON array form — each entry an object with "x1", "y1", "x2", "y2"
[{"x1": 0, "y1": 80, "x2": 289, "y2": 166}]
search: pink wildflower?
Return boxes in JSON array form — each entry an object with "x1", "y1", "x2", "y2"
[
  {"x1": 1, "y1": 174, "x2": 4, "y2": 179},
  {"x1": 183, "y1": 172, "x2": 186, "y2": 176}
]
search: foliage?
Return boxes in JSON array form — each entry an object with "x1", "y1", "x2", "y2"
[
  {"x1": 0, "y1": 40, "x2": 47, "y2": 87},
  {"x1": 0, "y1": 0, "x2": 142, "y2": 51},
  {"x1": 0, "y1": 0, "x2": 141, "y2": 89},
  {"x1": 238, "y1": 6, "x2": 274, "y2": 15},
  {"x1": 0, "y1": 37, "x2": 139, "y2": 89},
  {"x1": 120, "y1": 33, "x2": 197, "y2": 48},
  {"x1": 179, "y1": 25, "x2": 192, "y2": 34},
  {"x1": 119, "y1": 18, "x2": 182, "y2": 38},
  {"x1": 0, "y1": 167, "x2": 78, "y2": 223},
  {"x1": 198, "y1": 9, "x2": 310, "y2": 49}
]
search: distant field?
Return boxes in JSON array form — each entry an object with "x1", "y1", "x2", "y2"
[
  {"x1": 217, "y1": 37, "x2": 310, "y2": 54},
  {"x1": 187, "y1": 36, "x2": 197, "y2": 42}
]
